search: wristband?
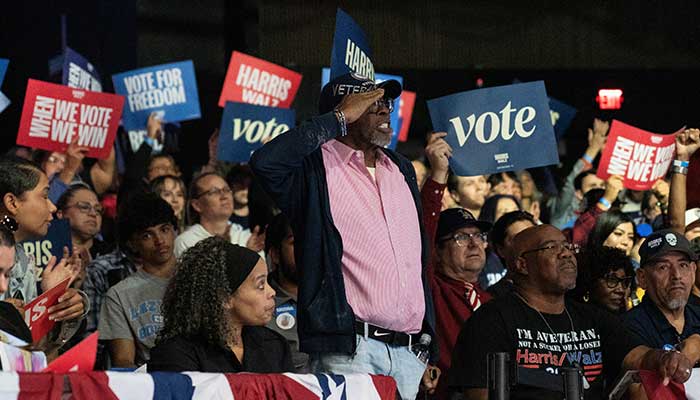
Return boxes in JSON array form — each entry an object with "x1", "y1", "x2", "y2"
[
  {"x1": 673, "y1": 159, "x2": 690, "y2": 168},
  {"x1": 598, "y1": 197, "x2": 611, "y2": 209},
  {"x1": 672, "y1": 165, "x2": 688, "y2": 175},
  {"x1": 582, "y1": 154, "x2": 594, "y2": 164},
  {"x1": 143, "y1": 136, "x2": 156, "y2": 148},
  {"x1": 334, "y1": 108, "x2": 347, "y2": 137}
]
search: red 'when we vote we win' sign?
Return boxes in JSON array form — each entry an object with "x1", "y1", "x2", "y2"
[
  {"x1": 597, "y1": 120, "x2": 679, "y2": 191},
  {"x1": 16, "y1": 80, "x2": 124, "y2": 159}
]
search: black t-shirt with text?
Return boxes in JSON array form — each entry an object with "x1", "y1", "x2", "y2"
[{"x1": 449, "y1": 292, "x2": 641, "y2": 400}]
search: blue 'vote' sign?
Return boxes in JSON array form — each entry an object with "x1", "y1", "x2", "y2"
[
  {"x1": 548, "y1": 97, "x2": 577, "y2": 139},
  {"x1": 330, "y1": 8, "x2": 374, "y2": 81},
  {"x1": 112, "y1": 60, "x2": 201, "y2": 131},
  {"x1": 428, "y1": 81, "x2": 559, "y2": 176},
  {"x1": 217, "y1": 102, "x2": 295, "y2": 163}
]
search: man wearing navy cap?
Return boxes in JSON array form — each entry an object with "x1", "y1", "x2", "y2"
[
  {"x1": 251, "y1": 73, "x2": 437, "y2": 399},
  {"x1": 623, "y1": 230, "x2": 700, "y2": 364}
]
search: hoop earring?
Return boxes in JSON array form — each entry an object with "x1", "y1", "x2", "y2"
[{"x1": 583, "y1": 292, "x2": 590, "y2": 303}]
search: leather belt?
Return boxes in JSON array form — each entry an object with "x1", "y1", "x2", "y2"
[{"x1": 354, "y1": 320, "x2": 421, "y2": 347}]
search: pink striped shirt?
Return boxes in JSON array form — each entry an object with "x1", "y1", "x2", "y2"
[{"x1": 322, "y1": 139, "x2": 424, "y2": 334}]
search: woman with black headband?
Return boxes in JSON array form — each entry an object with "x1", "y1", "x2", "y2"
[{"x1": 149, "y1": 236, "x2": 293, "y2": 373}]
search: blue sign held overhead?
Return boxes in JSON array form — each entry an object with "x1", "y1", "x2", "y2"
[
  {"x1": 217, "y1": 102, "x2": 295, "y2": 163},
  {"x1": 330, "y1": 8, "x2": 374, "y2": 81},
  {"x1": 62, "y1": 47, "x2": 102, "y2": 92},
  {"x1": 321, "y1": 68, "x2": 403, "y2": 150},
  {"x1": 112, "y1": 60, "x2": 201, "y2": 131},
  {"x1": 548, "y1": 97, "x2": 577, "y2": 139},
  {"x1": 427, "y1": 81, "x2": 559, "y2": 176},
  {"x1": 0, "y1": 58, "x2": 8, "y2": 89}
]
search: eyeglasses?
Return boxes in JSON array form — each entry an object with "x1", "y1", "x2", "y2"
[
  {"x1": 602, "y1": 273, "x2": 633, "y2": 289},
  {"x1": 47, "y1": 155, "x2": 65, "y2": 165},
  {"x1": 444, "y1": 232, "x2": 488, "y2": 246},
  {"x1": 367, "y1": 97, "x2": 394, "y2": 114},
  {"x1": 65, "y1": 202, "x2": 104, "y2": 215},
  {"x1": 195, "y1": 186, "x2": 232, "y2": 199},
  {"x1": 520, "y1": 242, "x2": 580, "y2": 257}
]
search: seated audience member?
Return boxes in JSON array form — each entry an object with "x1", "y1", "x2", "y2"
[
  {"x1": 586, "y1": 210, "x2": 636, "y2": 256},
  {"x1": 487, "y1": 172, "x2": 520, "y2": 200},
  {"x1": 573, "y1": 246, "x2": 635, "y2": 314},
  {"x1": 517, "y1": 170, "x2": 542, "y2": 221},
  {"x1": 623, "y1": 230, "x2": 700, "y2": 363},
  {"x1": 420, "y1": 131, "x2": 490, "y2": 398},
  {"x1": 149, "y1": 237, "x2": 293, "y2": 373},
  {"x1": 547, "y1": 118, "x2": 608, "y2": 229},
  {"x1": 447, "y1": 174, "x2": 489, "y2": 219},
  {"x1": 45, "y1": 139, "x2": 116, "y2": 203},
  {"x1": 56, "y1": 184, "x2": 113, "y2": 262},
  {"x1": 479, "y1": 194, "x2": 521, "y2": 225},
  {"x1": 486, "y1": 211, "x2": 537, "y2": 298},
  {"x1": 0, "y1": 158, "x2": 85, "y2": 350},
  {"x1": 174, "y1": 172, "x2": 263, "y2": 258},
  {"x1": 0, "y1": 223, "x2": 48, "y2": 349},
  {"x1": 449, "y1": 224, "x2": 694, "y2": 399},
  {"x1": 264, "y1": 213, "x2": 309, "y2": 372},
  {"x1": 572, "y1": 174, "x2": 625, "y2": 247},
  {"x1": 98, "y1": 194, "x2": 177, "y2": 368},
  {"x1": 641, "y1": 179, "x2": 670, "y2": 229},
  {"x1": 32, "y1": 150, "x2": 65, "y2": 180},
  {"x1": 226, "y1": 165, "x2": 253, "y2": 229},
  {"x1": 149, "y1": 175, "x2": 186, "y2": 231}
]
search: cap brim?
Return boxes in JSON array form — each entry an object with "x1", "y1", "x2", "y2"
[{"x1": 376, "y1": 79, "x2": 402, "y2": 99}]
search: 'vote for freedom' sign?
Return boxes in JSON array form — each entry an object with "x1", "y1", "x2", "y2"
[
  {"x1": 597, "y1": 120, "x2": 678, "y2": 191},
  {"x1": 112, "y1": 60, "x2": 201, "y2": 131},
  {"x1": 217, "y1": 102, "x2": 295, "y2": 163},
  {"x1": 219, "y1": 51, "x2": 302, "y2": 109},
  {"x1": 427, "y1": 81, "x2": 559, "y2": 176},
  {"x1": 330, "y1": 8, "x2": 374, "y2": 81},
  {"x1": 62, "y1": 47, "x2": 102, "y2": 92},
  {"x1": 17, "y1": 80, "x2": 124, "y2": 159}
]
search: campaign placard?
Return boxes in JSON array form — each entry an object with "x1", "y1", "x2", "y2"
[
  {"x1": 17, "y1": 79, "x2": 124, "y2": 159},
  {"x1": 219, "y1": 51, "x2": 302, "y2": 109},
  {"x1": 125, "y1": 129, "x2": 164, "y2": 153},
  {"x1": 427, "y1": 81, "x2": 559, "y2": 176},
  {"x1": 597, "y1": 120, "x2": 677, "y2": 191},
  {"x1": 44, "y1": 331, "x2": 98, "y2": 372},
  {"x1": 330, "y1": 8, "x2": 374, "y2": 81},
  {"x1": 112, "y1": 60, "x2": 201, "y2": 131},
  {"x1": 24, "y1": 278, "x2": 70, "y2": 343},
  {"x1": 0, "y1": 91, "x2": 9, "y2": 114},
  {"x1": 321, "y1": 68, "x2": 403, "y2": 149},
  {"x1": 21, "y1": 219, "x2": 72, "y2": 282},
  {"x1": 548, "y1": 97, "x2": 577, "y2": 138},
  {"x1": 0, "y1": 58, "x2": 8, "y2": 89},
  {"x1": 398, "y1": 90, "x2": 416, "y2": 142},
  {"x1": 62, "y1": 47, "x2": 102, "y2": 92},
  {"x1": 217, "y1": 102, "x2": 295, "y2": 163}
]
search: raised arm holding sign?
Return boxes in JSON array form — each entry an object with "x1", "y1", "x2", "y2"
[
  {"x1": 597, "y1": 120, "x2": 678, "y2": 191},
  {"x1": 427, "y1": 81, "x2": 559, "y2": 176}
]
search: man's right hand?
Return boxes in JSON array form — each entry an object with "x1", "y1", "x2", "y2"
[
  {"x1": 425, "y1": 132, "x2": 452, "y2": 184},
  {"x1": 335, "y1": 89, "x2": 385, "y2": 124}
]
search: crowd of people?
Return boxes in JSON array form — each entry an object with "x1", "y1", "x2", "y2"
[{"x1": 0, "y1": 69, "x2": 699, "y2": 400}]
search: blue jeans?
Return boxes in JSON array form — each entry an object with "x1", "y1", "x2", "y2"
[{"x1": 311, "y1": 334, "x2": 427, "y2": 400}]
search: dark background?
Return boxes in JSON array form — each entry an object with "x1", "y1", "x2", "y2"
[{"x1": 1, "y1": 0, "x2": 700, "y2": 180}]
